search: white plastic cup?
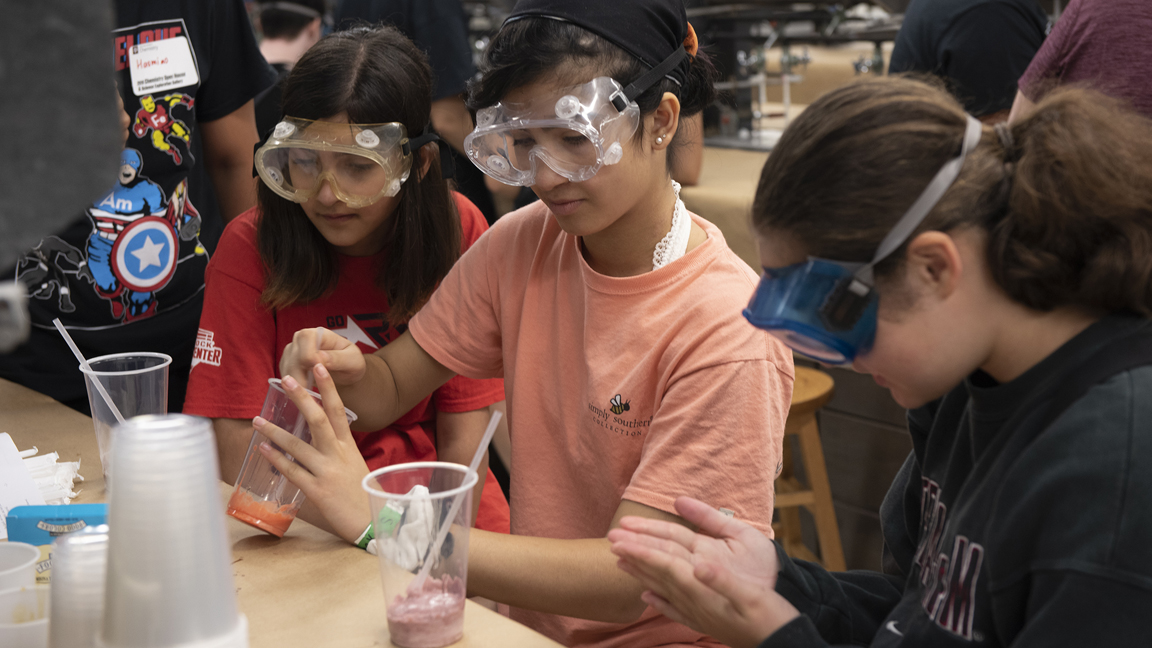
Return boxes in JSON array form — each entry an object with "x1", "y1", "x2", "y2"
[
  {"x1": 0, "y1": 542, "x2": 39, "y2": 591},
  {"x1": 49, "y1": 525, "x2": 109, "y2": 648},
  {"x1": 99, "y1": 415, "x2": 247, "y2": 648},
  {"x1": 79, "y1": 352, "x2": 171, "y2": 485},
  {"x1": 362, "y1": 462, "x2": 476, "y2": 648},
  {"x1": 226, "y1": 378, "x2": 356, "y2": 537},
  {"x1": 0, "y1": 585, "x2": 51, "y2": 648}
]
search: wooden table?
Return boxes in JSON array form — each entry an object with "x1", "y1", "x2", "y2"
[{"x1": 0, "y1": 379, "x2": 561, "y2": 648}]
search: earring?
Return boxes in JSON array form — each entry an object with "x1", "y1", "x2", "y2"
[{"x1": 656, "y1": 135, "x2": 666, "y2": 145}]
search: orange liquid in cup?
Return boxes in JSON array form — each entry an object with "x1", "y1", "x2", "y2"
[{"x1": 226, "y1": 488, "x2": 299, "y2": 537}]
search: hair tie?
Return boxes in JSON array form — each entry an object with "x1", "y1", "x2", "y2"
[
  {"x1": 994, "y1": 122, "x2": 1017, "y2": 162},
  {"x1": 683, "y1": 22, "x2": 698, "y2": 57}
]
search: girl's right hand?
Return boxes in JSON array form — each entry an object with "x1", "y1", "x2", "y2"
[
  {"x1": 255, "y1": 365, "x2": 372, "y2": 545},
  {"x1": 279, "y1": 327, "x2": 367, "y2": 388}
]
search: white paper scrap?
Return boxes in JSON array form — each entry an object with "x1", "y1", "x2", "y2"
[{"x1": 0, "y1": 433, "x2": 47, "y2": 540}]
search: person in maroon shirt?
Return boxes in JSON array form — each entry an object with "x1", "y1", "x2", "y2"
[{"x1": 1010, "y1": 0, "x2": 1152, "y2": 121}]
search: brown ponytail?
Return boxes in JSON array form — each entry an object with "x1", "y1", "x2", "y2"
[{"x1": 752, "y1": 76, "x2": 1152, "y2": 316}]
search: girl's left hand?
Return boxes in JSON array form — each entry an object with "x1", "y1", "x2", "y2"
[
  {"x1": 608, "y1": 496, "x2": 801, "y2": 648},
  {"x1": 255, "y1": 364, "x2": 371, "y2": 544}
]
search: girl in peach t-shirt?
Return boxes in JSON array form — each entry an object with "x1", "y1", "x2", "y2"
[{"x1": 259, "y1": 1, "x2": 794, "y2": 646}]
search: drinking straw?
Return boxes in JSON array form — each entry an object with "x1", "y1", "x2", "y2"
[
  {"x1": 409, "y1": 409, "x2": 503, "y2": 591},
  {"x1": 53, "y1": 318, "x2": 125, "y2": 424}
]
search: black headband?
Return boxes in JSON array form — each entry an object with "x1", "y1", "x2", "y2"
[
  {"x1": 406, "y1": 129, "x2": 455, "y2": 180},
  {"x1": 505, "y1": 0, "x2": 692, "y2": 95}
]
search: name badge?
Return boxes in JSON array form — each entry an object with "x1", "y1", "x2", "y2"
[{"x1": 128, "y1": 36, "x2": 199, "y2": 96}]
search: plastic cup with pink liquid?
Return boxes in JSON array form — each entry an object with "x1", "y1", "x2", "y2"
[
  {"x1": 226, "y1": 378, "x2": 357, "y2": 537},
  {"x1": 362, "y1": 462, "x2": 477, "y2": 648}
]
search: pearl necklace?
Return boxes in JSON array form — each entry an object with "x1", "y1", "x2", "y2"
[{"x1": 652, "y1": 180, "x2": 692, "y2": 270}]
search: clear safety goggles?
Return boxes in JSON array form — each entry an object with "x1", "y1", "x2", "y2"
[
  {"x1": 463, "y1": 76, "x2": 641, "y2": 186},
  {"x1": 254, "y1": 117, "x2": 418, "y2": 208},
  {"x1": 743, "y1": 115, "x2": 983, "y2": 364}
]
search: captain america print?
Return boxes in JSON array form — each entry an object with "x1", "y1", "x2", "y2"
[{"x1": 82, "y1": 148, "x2": 177, "y2": 322}]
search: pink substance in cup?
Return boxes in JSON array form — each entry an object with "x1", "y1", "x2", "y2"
[
  {"x1": 387, "y1": 575, "x2": 466, "y2": 648},
  {"x1": 226, "y1": 488, "x2": 299, "y2": 537}
]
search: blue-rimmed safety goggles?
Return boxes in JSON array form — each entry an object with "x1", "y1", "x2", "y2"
[
  {"x1": 744, "y1": 259, "x2": 878, "y2": 364},
  {"x1": 743, "y1": 115, "x2": 984, "y2": 364}
]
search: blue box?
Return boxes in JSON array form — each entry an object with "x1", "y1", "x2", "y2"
[{"x1": 6, "y1": 504, "x2": 108, "y2": 584}]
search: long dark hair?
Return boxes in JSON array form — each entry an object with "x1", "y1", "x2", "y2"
[
  {"x1": 468, "y1": 18, "x2": 718, "y2": 174},
  {"x1": 257, "y1": 26, "x2": 461, "y2": 326},
  {"x1": 752, "y1": 76, "x2": 1152, "y2": 316}
]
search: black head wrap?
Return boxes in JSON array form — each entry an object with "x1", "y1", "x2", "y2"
[{"x1": 504, "y1": 0, "x2": 690, "y2": 109}]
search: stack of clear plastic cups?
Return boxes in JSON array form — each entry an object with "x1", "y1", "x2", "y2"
[
  {"x1": 49, "y1": 524, "x2": 109, "y2": 648},
  {"x1": 99, "y1": 415, "x2": 247, "y2": 648}
]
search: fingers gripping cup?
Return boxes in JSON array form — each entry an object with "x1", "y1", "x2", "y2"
[
  {"x1": 79, "y1": 352, "x2": 171, "y2": 486},
  {"x1": 362, "y1": 462, "x2": 477, "y2": 648},
  {"x1": 227, "y1": 378, "x2": 357, "y2": 537}
]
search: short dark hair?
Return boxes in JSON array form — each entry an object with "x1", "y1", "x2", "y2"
[
  {"x1": 257, "y1": 0, "x2": 325, "y2": 40},
  {"x1": 753, "y1": 75, "x2": 1152, "y2": 317},
  {"x1": 256, "y1": 25, "x2": 461, "y2": 326},
  {"x1": 468, "y1": 17, "x2": 718, "y2": 173}
]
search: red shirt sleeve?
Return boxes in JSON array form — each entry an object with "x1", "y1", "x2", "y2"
[
  {"x1": 430, "y1": 193, "x2": 505, "y2": 412},
  {"x1": 182, "y1": 208, "x2": 278, "y2": 420}
]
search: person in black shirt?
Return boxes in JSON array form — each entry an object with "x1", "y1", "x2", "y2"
[
  {"x1": 888, "y1": 0, "x2": 1049, "y2": 121},
  {"x1": 253, "y1": 0, "x2": 326, "y2": 138},
  {"x1": 2, "y1": 0, "x2": 276, "y2": 414},
  {"x1": 333, "y1": 0, "x2": 499, "y2": 223},
  {"x1": 609, "y1": 76, "x2": 1152, "y2": 647}
]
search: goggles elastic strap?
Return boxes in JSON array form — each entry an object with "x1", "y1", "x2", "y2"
[
  {"x1": 853, "y1": 115, "x2": 983, "y2": 286},
  {"x1": 251, "y1": 141, "x2": 262, "y2": 178},
  {"x1": 816, "y1": 115, "x2": 982, "y2": 334},
  {"x1": 611, "y1": 46, "x2": 688, "y2": 112},
  {"x1": 406, "y1": 130, "x2": 456, "y2": 180}
]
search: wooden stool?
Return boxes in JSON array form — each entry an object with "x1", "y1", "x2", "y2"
[{"x1": 773, "y1": 366, "x2": 846, "y2": 571}]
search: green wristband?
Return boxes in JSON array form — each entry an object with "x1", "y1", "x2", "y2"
[{"x1": 355, "y1": 523, "x2": 374, "y2": 550}]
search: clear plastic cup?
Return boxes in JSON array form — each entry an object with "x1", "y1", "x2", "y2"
[
  {"x1": 79, "y1": 351, "x2": 171, "y2": 485},
  {"x1": 362, "y1": 462, "x2": 477, "y2": 648},
  {"x1": 0, "y1": 585, "x2": 50, "y2": 648},
  {"x1": 99, "y1": 414, "x2": 247, "y2": 648},
  {"x1": 226, "y1": 378, "x2": 357, "y2": 537},
  {"x1": 0, "y1": 542, "x2": 39, "y2": 591},
  {"x1": 49, "y1": 524, "x2": 109, "y2": 648}
]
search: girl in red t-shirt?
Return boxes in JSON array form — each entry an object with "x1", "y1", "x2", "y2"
[{"x1": 182, "y1": 25, "x2": 509, "y2": 536}]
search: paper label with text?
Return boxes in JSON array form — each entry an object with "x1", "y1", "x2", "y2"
[{"x1": 128, "y1": 36, "x2": 199, "y2": 96}]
